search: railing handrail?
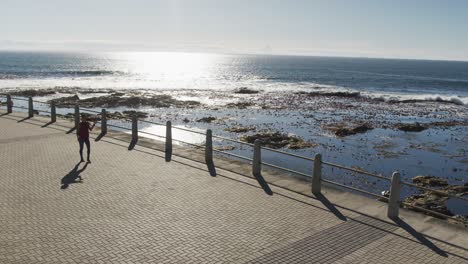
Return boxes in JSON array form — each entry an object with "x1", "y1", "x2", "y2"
[{"x1": 3, "y1": 95, "x2": 467, "y2": 223}]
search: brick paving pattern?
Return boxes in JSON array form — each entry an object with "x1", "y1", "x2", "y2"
[{"x1": 0, "y1": 114, "x2": 467, "y2": 263}]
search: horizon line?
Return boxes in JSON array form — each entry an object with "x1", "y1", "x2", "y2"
[{"x1": 0, "y1": 48, "x2": 467, "y2": 63}]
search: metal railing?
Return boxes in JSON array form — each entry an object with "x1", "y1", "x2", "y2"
[{"x1": 1, "y1": 94, "x2": 467, "y2": 224}]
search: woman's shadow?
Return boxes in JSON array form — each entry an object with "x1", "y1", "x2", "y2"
[{"x1": 61, "y1": 162, "x2": 88, "y2": 189}]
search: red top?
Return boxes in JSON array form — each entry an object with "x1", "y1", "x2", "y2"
[{"x1": 78, "y1": 122, "x2": 90, "y2": 139}]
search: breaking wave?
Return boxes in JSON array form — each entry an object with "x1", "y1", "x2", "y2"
[{"x1": 295, "y1": 85, "x2": 467, "y2": 105}]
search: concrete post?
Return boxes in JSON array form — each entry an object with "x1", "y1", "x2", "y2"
[
  {"x1": 312, "y1": 154, "x2": 322, "y2": 195},
  {"x1": 131, "y1": 114, "x2": 138, "y2": 142},
  {"x1": 51, "y1": 101, "x2": 56, "y2": 122},
  {"x1": 74, "y1": 105, "x2": 80, "y2": 129},
  {"x1": 101, "y1": 109, "x2": 107, "y2": 134},
  {"x1": 388, "y1": 171, "x2": 401, "y2": 219},
  {"x1": 165, "y1": 121, "x2": 172, "y2": 162},
  {"x1": 6, "y1": 95, "x2": 12, "y2": 113},
  {"x1": 28, "y1": 97, "x2": 33, "y2": 117},
  {"x1": 205, "y1": 129, "x2": 213, "y2": 164},
  {"x1": 253, "y1": 139, "x2": 262, "y2": 176}
]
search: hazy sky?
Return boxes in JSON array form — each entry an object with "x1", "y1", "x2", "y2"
[{"x1": 1, "y1": 0, "x2": 468, "y2": 60}]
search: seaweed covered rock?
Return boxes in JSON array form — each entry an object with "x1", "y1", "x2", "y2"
[
  {"x1": 122, "y1": 110, "x2": 148, "y2": 119},
  {"x1": 225, "y1": 102, "x2": 254, "y2": 109},
  {"x1": 48, "y1": 94, "x2": 200, "y2": 108},
  {"x1": 396, "y1": 122, "x2": 427, "y2": 132},
  {"x1": 49, "y1": 95, "x2": 80, "y2": 106},
  {"x1": 197, "y1": 117, "x2": 216, "y2": 123},
  {"x1": 404, "y1": 192, "x2": 452, "y2": 217},
  {"x1": 412, "y1": 176, "x2": 448, "y2": 187},
  {"x1": 324, "y1": 123, "x2": 373, "y2": 137},
  {"x1": 240, "y1": 131, "x2": 316, "y2": 149},
  {"x1": 224, "y1": 126, "x2": 256, "y2": 133},
  {"x1": 9, "y1": 89, "x2": 56, "y2": 97},
  {"x1": 404, "y1": 181, "x2": 467, "y2": 219}
]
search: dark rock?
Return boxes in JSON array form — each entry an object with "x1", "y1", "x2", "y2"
[
  {"x1": 224, "y1": 126, "x2": 256, "y2": 133},
  {"x1": 225, "y1": 102, "x2": 254, "y2": 109},
  {"x1": 49, "y1": 95, "x2": 80, "y2": 106},
  {"x1": 122, "y1": 110, "x2": 148, "y2": 119},
  {"x1": 234, "y1": 87, "x2": 260, "y2": 94},
  {"x1": 197, "y1": 117, "x2": 216, "y2": 123},
  {"x1": 412, "y1": 176, "x2": 448, "y2": 187},
  {"x1": 182, "y1": 118, "x2": 190, "y2": 123},
  {"x1": 50, "y1": 94, "x2": 200, "y2": 109},
  {"x1": 240, "y1": 131, "x2": 316, "y2": 149},
  {"x1": 296, "y1": 91, "x2": 361, "y2": 98},
  {"x1": 404, "y1": 193, "x2": 452, "y2": 217},
  {"x1": 396, "y1": 123, "x2": 427, "y2": 132},
  {"x1": 9, "y1": 89, "x2": 56, "y2": 97},
  {"x1": 330, "y1": 123, "x2": 373, "y2": 137}
]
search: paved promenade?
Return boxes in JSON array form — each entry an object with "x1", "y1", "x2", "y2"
[{"x1": 1, "y1": 112, "x2": 467, "y2": 263}]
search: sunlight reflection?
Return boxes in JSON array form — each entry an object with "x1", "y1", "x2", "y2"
[
  {"x1": 139, "y1": 124, "x2": 205, "y2": 145},
  {"x1": 116, "y1": 52, "x2": 219, "y2": 81}
]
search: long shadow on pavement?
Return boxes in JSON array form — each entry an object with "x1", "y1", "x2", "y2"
[
  {"x1": 393, "y1": 217, "x2": 448, "y2": 257},
  {"x1": 61, "y1": 162, "x2": 88, "y2": 189},
  {"x1": 314, "y1": 193, "x2": 347, "y2": 221}
]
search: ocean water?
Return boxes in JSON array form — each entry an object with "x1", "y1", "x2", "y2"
[{"x1": 1, "y1": 51, "x2": 468, "y2": 105}]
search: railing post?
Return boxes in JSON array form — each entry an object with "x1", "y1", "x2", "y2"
[
  {"x1": 388, "y1": 171, "x2": 401, "y2": 219},
  {"x1": 28, "y1": 97, "x2": 34, "y2": 117},
  {"x1": 205, "y1": 129, "x2": 216, "y2": 176},
  {"x1": 74, "y1": 105, "x2": 80, "y2": 130},
  {"x1": 252, "y1": 139, "x2": 272, "y2": 195},
  {"x1": 6, "y1": 95, "x2": 12, "y2": 113},
  {"x1": 253, "y1": 139, "x2": 262, "y2": 176},
  {"x1": 165, "y1": 121, "x2": 172, "y2": 161},
  {"x1": 101, "y1": 108, "x2": 107, "y2": 134},
  {"x1": 131, "y1": 114, "x2": 138, "y2": 142},
  {"x1": 50, "y1": 101, "x2": 56, "y2": 123},
  {"x1": 312, "y1": 154, "x2": 322, "y2": 195},
  {"x1": 205, "y1": 129, "x2": 213, "y2": 163}
]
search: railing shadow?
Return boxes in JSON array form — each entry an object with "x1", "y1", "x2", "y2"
[
  {"x1": 253, "y1": 171, "x2": 273, "y2": 195},
  {"x1": 41, "y1": 121, "x2": 55, "y2": 127},
  {"x1": 207, "y1": 161, "x2": 217, "y2": 177},
  {"x1": 95, "y1": 131, "x2": 106, "y2": 142},
  {"x1": 314, "y1": 193, "x2": 347, "y2": 221},
  {"x1": 392, "y1": 217, "x2": 448, "y2": 257},
  {"x1": 66, "y1": 127, "x2": 76, "y2": 134},
  {"x1": 17, "y1": 116, "x2": 31, "y2": 123},
  {"x1": 128, "y1": 139, "x2": 137, "y2": 150}
]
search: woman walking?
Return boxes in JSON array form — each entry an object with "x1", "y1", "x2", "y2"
[{"x1": 77, "y1": 115, "x2": 96, "y2": 163}]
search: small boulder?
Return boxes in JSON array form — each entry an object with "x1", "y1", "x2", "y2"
[
  {"x1": 234, "y1": 87, "x2": 260, "y2": 94},
  {"x1": 396, "y1": 123, "x2": 427, "y2": 132},
  {"x1": 197, "y1": 117, "x2": 216, "y2": 123}
]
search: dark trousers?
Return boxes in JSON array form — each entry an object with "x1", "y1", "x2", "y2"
[{"x1": 78, "y1": 138, "x2": 91, "y2": 159}]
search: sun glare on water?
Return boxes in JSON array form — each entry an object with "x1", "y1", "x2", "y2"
[{"x1": 115, "y1": 52, "x2": 221, "y2": 84}]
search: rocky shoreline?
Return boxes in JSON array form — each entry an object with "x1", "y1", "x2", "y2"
[{"x1": 3, "y1": 87, "x2": 467, "y2": 220}]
